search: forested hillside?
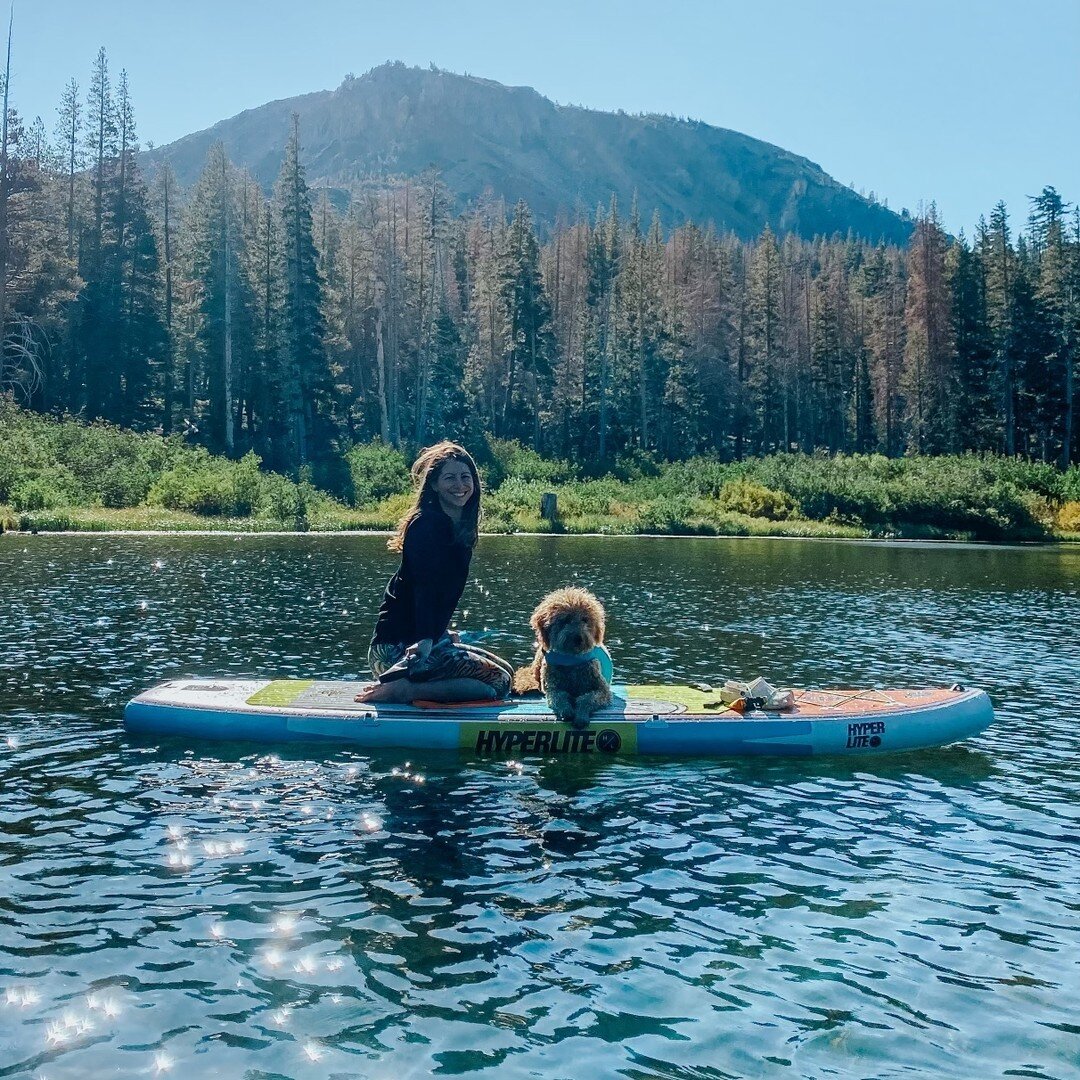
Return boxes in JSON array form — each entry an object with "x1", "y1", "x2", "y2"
[
  {"x1": 141, "y1": 62, "x2": 912, "y2": 245},
  {"x1": 2, "y1": 49, "x2": 1078, "y2": 482}
]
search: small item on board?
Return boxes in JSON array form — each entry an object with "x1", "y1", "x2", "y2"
[{"x1": 718, "y1": 677, "x2": 795, "y2": 712}]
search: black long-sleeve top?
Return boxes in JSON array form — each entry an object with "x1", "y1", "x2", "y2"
[{"x1": 371, "y1": 509, "x2": 472, "y2": 647}]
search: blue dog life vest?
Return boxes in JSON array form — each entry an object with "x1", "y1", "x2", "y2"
[{"x1": 543, "y1": 644, "x2": 614, "y2": 684}]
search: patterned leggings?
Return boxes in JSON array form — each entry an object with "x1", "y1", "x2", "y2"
[{"x1": 368, "y1": 638, "x2": 513, "y2": 698}]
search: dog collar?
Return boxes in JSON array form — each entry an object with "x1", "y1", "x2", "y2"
[{"x1": 544, "y1": 645, "x2": 613, "y2": 683}]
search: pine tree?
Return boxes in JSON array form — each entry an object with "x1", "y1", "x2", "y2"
[
  {"x1": 0, "y1": 16, "x2": 16, "y2": 359},
  {"x1": 110, "y1": 71, "x2": 165, "y2": 427},
  {"x1": 617, "y1": 208, "x2": 670, "y2": 450},
  {"x1": 1069, "y1": 207, "x2": 1080, "y2": 464},
  {"x1": 542, "y1": 217, "x2": 589, "y2": 458},
  {"x1": 78, "y1": 47, "x2": 119, "y2": 418},
  {"x1": 584, "y1": 197, "x2": 620, "y2": 461},
  {"x1": 1028, "y1": 187, "x2": 1074, "y2": 465},
  {"x1": 187, "y1": 143, "x2": 254, "y2": 453},
  {"x1": 152, "y1": 162, "x2": 180, "y2": 432},
  {"x1": 249, "y1": 185, "x2": 285, "y2": 459},
  {"x1": 808, "y1": 252, "x2": 848, "y2": 452},
  {"x1": 1010, "y1": 239, "x2": 1050, "y2": 458},
  {"x1": 54, "y1": 78, "x2": 81, "y2": 258},
  {"x1": 498, "y1": 200, "x2": 555, "y2": 448},
  {"x1": 982, "y1": 202, "x2": 1018, "y2": 454},
  {"x1": 745, "y1": 226, "x2": 784, "y2": 452},
  {"x1": 425, "y1": 299, "x2": 467, "y2": 443},
  {"x1": 861, "y1": 245, "x2": 905, "y2": 456},
  {"x1": 411, "y1": 171, "x2": 456, "y2": 445},
  {"x1": 948, "y1": 232, "x2": 995, "y2": 450},
  {"x1": 662, "y1": 221, "x2": 724, "y2": 456},
  {"x1": 272, "y1": 115, "x2": 333, "y2": 471},
  {"x1": 656, "y1": 230, "x2": 708, "y2": 457},
  {"x1": 0, "y1": 95, "x2": 73, "y2": 407},
  {"x1": 902, "y1": 207, "x2": 955, "y2": 453},
  {"x1": 462, "y1": 198, "x2": 508, "y2": 439},
  {"x1": 323, "y1": 193, "x2": 371, "y2": 441},
  {"x1": 25, "y1": 116, "x2": 48, "y2": 167}
]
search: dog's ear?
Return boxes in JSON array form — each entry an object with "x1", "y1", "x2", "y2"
[{"x1": 530, "y1": 608, "x2": 551, "y2": 645}]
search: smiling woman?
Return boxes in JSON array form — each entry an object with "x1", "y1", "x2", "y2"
[{"x1": 356, "y1": 441, "x2": 514, "y2": 704}]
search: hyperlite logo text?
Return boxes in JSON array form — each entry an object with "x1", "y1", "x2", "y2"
[
  {"x1": 471, "y1": 727, "x2": 625, "y2": 755},
  {"x1": 846, "y1": 721, "x2": 885, "y2": 749}
]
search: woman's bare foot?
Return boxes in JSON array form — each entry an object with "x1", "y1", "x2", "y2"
[
  {"x1": 354, "y1": 680, "x2": 414, "y2": 703},
  {"x1": 355, "y1": 678, "x2": 498, "y2": 704}
]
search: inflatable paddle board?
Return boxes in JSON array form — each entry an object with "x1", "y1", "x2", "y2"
[{"x1": 124, "y1": 680, "x2": 993, "y2": 757}]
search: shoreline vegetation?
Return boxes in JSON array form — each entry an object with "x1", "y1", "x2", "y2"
[
  {"x1": 3, "y1": 405, "x2": 1078, "y2": 543},
  {"x1": 2, "y1": 48, "x2": 1076, "y2": 568},
  {"x1": 5, "y1": 51, "x2": 1078, "y2": 485}
]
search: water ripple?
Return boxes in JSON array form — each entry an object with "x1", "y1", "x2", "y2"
[{"x1": 0, "y1": 535, "x2": 1078, "y2": 1078}]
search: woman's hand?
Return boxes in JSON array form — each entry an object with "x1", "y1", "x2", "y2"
[{"x1": 405, "y1": 638, "x2": 434, "y2": 663}]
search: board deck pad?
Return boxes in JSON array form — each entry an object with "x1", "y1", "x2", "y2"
[{"x1": 243, "y1": 680, "x2": 958, "y2": 718}]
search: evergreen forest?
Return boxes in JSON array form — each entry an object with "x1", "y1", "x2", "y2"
[{"x1": 2, "y1": 49, "x2": 1078, "y2": 494}]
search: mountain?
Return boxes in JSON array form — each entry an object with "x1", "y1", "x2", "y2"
[{"x1": 143, "y1": 62, "x2": 912, "y2": 243}]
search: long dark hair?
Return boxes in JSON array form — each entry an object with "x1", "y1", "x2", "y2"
[{"x1": 388, "y1": 441, "x2": 482, "y2": 552}]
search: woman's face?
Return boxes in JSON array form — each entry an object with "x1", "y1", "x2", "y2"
[{"x1": 433, "y1": 458, "x2": 475, "y2": 519}]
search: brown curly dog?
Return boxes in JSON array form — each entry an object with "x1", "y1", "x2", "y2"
[{"x1": 513, "y1": 587, "x2": 613, "y2": 728}]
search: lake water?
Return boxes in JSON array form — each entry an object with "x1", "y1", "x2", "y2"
[{"x1": 1, "y1": 534, "x2": 1078, "y2": 1079}]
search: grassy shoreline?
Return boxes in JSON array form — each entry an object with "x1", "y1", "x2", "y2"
[
  {"x1": 3, "y1": 401, "x2": 1079, "y2": 543},
  {"x1": 0, "y1": 502, "x2": 868, "y2": 540},
  {"x1": 3, "y1": 503, "x2": 1077, "y2": 544}
]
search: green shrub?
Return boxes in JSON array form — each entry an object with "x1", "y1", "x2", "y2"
[
  {"x1": 610, "y1": 447, "x2": 662, "y2": 481},
  {"x1": 482, "y1": 508, "x2": 517, "y2": 534},
  {"x1": 559, "y1": 478, "x2": 626, "y2": 516},
  {"x1": 11, "y1": 465, "x2": 84, "y2": 511},
  {"x1": 483, "y1": 437, "x2": 577, "y2": 488},
  {"x1": 716, "y1": 478, "x2": 796, "y2": 520},
  {"x1": 1055, "y1": 501, "x2": 1080, "y2": 532},
  {"x1": 0, "y1": 453, "x2": 19, "y2": 502},
  {"x1": 657, "y1": 458, "x2": 740, "y2": 499},
  {"x1": 13, "y1": 478, "x2": 62, "y2": 511},
  {"x1": 637, "y1": 495, "x2": 698, "y2": 533},
  {"x1": 148, "y1": 464, "x2": 234, "y2": 516},
  {"x1": 99, "y1": 460, "x2": 154, "y2": 508},
  {"x1": 345, "y1": 440, "x2": 411, "y2": 506},
  {"x1": 377, "y1": 492, "x2": 414, "y2": 527},
  {"x1": 232, "y1": 452, "x2": 263, "y2": 516},
  {"x1": 1061, "y1": 466, "x2": 1080, "y2": 503},
  {"x1": 259, "y1": 473, "x2": 302, "y2": 521},
  {"x1": 486, "y1": 477, "x2": 547, "y2": 515},
  {"x1": 146, "y1": 448, "x2": 294, "y2": 518},
  {"x1": 738, "y1": 452, "x2": 1051, "y2": 540}
]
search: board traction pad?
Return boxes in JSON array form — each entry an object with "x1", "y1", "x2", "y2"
[
  {"x1": 243, "y1": 680, "x2": 952, "y2": 716},
  {"x1": 247, "y1": 680, "x2": 315, "y2": 706},
  {"x1": 246, "y1": 680, "x2": 716, "y2": 713}
]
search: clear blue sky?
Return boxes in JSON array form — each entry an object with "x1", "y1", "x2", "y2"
[{"x1": 11, "y1": 0, "x2": 1080, "y2": 236}]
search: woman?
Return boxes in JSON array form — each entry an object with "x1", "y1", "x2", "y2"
[{"x1": 356, "y1": 441, "x2": 513, "y2": 704}]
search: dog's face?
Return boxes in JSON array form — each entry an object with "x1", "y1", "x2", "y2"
[
  {"x1": 544, "y1": 609, "x2": 599, "y2": 655},
  {"x1": 530, "y1": 587, "x2": 606, "y2": 655}
]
